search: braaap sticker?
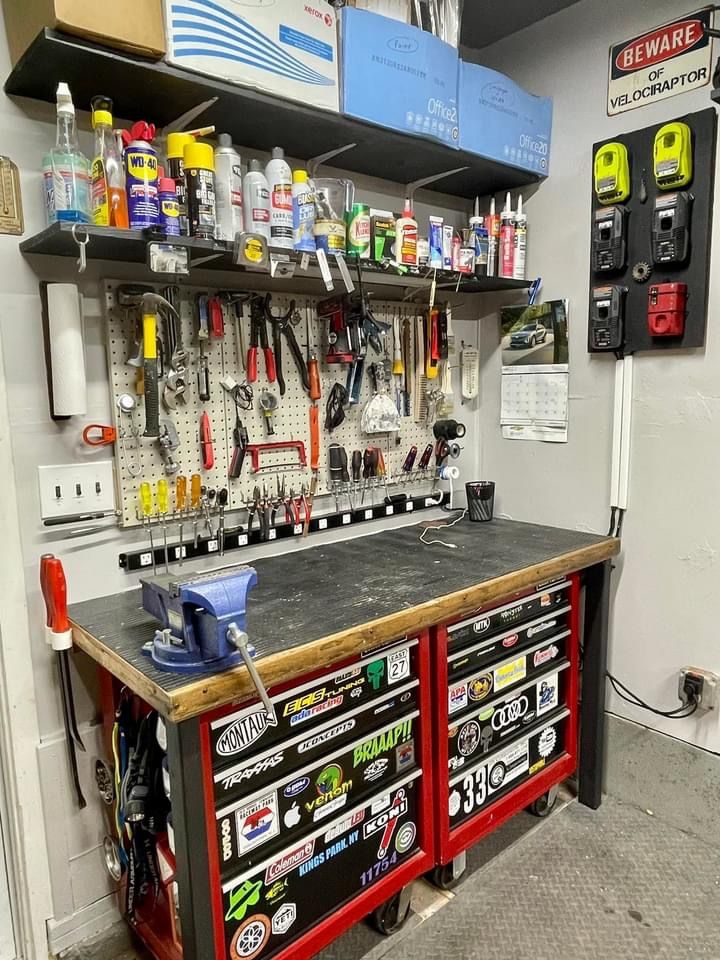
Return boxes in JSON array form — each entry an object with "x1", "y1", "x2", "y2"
[
  {"x1": 608, "y1": 9, "x2": 712, "y2": 116},
  {"x1": 353, "y1": 718, "x2": 413, "y2": 766}
]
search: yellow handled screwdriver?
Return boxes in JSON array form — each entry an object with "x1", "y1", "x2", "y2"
[
  {"x1": 157, "y1": 478, "x2": 169, "y2": 574},
  {"x1": 139, "y1": 481, "x2": 156, "y2": 575},
  {"x1": 176, "y1": 475, "x2": 187, "y2": 566},
  {"x1": 191, "y1": 473, "x2": 202, "y2": 548}
]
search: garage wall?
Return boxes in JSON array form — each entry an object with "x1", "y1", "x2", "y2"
[{"x1": 473, "y1": 0, "x2": 720, "y2": 753}]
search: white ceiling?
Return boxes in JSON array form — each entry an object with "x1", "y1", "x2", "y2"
[{"x1": 461, "y1": 0, "x2": 582, "y2": 48}]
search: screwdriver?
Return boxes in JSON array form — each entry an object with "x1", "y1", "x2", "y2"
[
  {"x1": 191, "y1": 473, "x2": 202, "y2": 547},
  {"x1": 176, "y1": 475, "x2": 187, "y2": 566},
  {"x1": 218, "y1": 487, "x2": 228, "y2": 556},
  {"x1": 139, "y1": 481, "x2": 157, "y2": 574},
  {"x1": 157, "y1": 478, "x2": 170, "y2": 574}
]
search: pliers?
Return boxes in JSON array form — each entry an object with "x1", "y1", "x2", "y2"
[
  {"x1": 247, "y1": 296, "x2": 276, "y2": 384},
  {"x1": 264, "y1": 294, "x2": 310, "y2": 397},
  {"x1": 248, "y1": 484, "x2": 273, "y2": 540}
]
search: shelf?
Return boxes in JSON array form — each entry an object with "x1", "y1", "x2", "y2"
[
  {"x1": 5, "y1": 29, "x2": 543, "y2": 201},
  {"x1": 20, "y1": 222, "x2": 532, "y2": 296}
]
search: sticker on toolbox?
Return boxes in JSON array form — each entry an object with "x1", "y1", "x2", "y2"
[
  {"x1": 447, "y1": 665, "x2": 569, "y2": 772},
  {"x1": 447, "y1": 581, "x2": 570, "y2": 652},
  {"x1": 449, "y1": 712, "x2": 568, "y2": 829},
  {"x1": 215, "y1": 714, "x2": 419, "y2": 878},
  {"x1": 213, "y1": 682, "x2": 419, "y2": 806},
  {"x1": 447, "y1": 632, "x2": 569, "y2": 716},
  {"x1": 448, "y1": 605, "x2": 571, "y2": 679},
  {"x1": 209, "y1": 640, "x2": 418, "y2": 767},
  {"x1": 221, "y1": 772, "x2": 421, "y2": 960}
]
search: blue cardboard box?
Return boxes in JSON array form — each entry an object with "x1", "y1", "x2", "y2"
[
  {"x1": 342, "y1": 7, "x2": 460, "y2": 148},
  {"x1": 459, "y1": 61, "x2": 552, "y2": 175}
]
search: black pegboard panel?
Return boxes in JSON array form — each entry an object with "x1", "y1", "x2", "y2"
[{"x1": 588, "y1": 107, "x2": 717, "y2": 354}]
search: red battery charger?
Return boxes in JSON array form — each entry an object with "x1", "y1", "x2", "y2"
[{"x1": 647, "y1": 282, "x2": 687, "y2": 337}]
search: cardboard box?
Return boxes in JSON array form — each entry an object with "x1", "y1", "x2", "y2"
[
  {"x1": 342, "y1": 7, "x2": 459, "y2": 148},
  {"x1": 459, "y1": 61, "x2": 552, "y2": 175},
  {"x1": 164, "y1": 0, "x2": 339, "y2": 113},
  {"x1": 2, "y1": 0, "x2": 165, "y2": 65}
]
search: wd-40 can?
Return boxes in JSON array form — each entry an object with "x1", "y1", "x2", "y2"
[
  {"x1": 346, "y1": 203, "x2": 371, "y2": 258},
  {"x1": 124, "y1": 141, "x2": 159, "y2": 228}
]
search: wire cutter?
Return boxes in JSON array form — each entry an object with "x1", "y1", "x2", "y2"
[
  {"x1": 264, "y1": 294, "x2": 310, "y2": 396},
  {"x1": 247, "y1": 296, "x2": 277, "y2": 384}
]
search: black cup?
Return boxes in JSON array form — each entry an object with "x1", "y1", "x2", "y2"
[{"x1": 466, "y1": 481, "x2": 495, "y2": 522}]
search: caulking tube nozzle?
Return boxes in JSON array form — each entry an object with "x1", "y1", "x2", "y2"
[
  {"x1": 489, "y1": 196, "x2": 496, "y2": 216},
  {"x1": 473, "y1": 195, "x2": 480, "y2": 219},
  {"x1": 503, "y1": 191, "x2": 512, "y2": 214},
  {"x1": 517, "y1": 194, "x2": 524, "y2": 217}
]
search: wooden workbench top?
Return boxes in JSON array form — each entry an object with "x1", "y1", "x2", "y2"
[{"x1": 69, "y1": 518, "x2": 619, "y2": 722}]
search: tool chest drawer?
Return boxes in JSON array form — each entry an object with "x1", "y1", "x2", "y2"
[
  {"x1": 208, "y1": 637, "x2": 420, "y2": 773},
  {"x1": 447, "y1": 664, "x2": 570, "y2": 774},
  {"x1": 448, "y1": 709, "x2": 569, "y2": 831},
  {"x1": 215, "y1": 710, "x2": 420, "y2": 879},
  {"x1": 448, "y1": 629, "x2": 570, "y2": 717},
  {"x1": 446, "y1": 580, "x2": 572, "y2": 656},
  {"x1": 219, "y1": 770, "x2": 423, "y2": 960}
]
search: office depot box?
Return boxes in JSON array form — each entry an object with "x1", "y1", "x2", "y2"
[
  {"x1": 342, "y1": 7, "x2": 459, "y2": 148},
  {"x1": 460, "y1": 61, "x2": 552, "y2": 175},
  {"x1": 2, "y1": 0, "x2": 165, "y2": 65},
  {"x1": 164, "y1": 0, "x2": 339, "y2": 113}
]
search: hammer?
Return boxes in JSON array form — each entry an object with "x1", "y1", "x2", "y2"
[{"x1": 141, "y1": 292, "x2": 179, "y2": 438}]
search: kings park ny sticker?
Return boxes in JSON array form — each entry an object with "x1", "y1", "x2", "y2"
[{"x1": 608, "y1": 9, "x2": 712, "y2": 115}]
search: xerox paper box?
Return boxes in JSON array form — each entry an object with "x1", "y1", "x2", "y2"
[
  {"x1": 342, "y1": 7, "x2": 460, "y2": 148},
  {"x1": 459, "y1": 61, "x2": 552, "y2": 175},
  {"x1": 164, "y1": 0, "x2": 339, "y2": 112}
]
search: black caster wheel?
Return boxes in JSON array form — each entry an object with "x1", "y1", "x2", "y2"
[
  {"x1": 372, "y1": 889, "x2": 411, "y2": 935},
  {"x1": 428, "y1": 862, "x2": 464, "y2": 891},
  {"x1": 527, "y1": 785, "x2": 559, "y2": 818}
]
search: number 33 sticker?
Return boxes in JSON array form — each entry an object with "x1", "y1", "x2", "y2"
[{"x1": 387, "y1": 649, "x2": 410, "y2": 684}]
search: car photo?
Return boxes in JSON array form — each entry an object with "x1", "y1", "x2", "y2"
[{"x1": 510, "y1": 322, "x2": 548, "y2": 348}]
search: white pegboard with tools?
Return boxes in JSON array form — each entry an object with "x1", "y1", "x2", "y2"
[{"x1": 103, "y1": 279, "x2": 450, "y2": 529}]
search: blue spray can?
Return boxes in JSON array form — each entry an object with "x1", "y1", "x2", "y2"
[{"x1": 124, "y1": 140, "x2": 159, "y2": 228}]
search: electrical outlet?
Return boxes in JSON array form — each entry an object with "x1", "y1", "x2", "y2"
[
  {"x1": 38, "y1": 462, "x2": 115, "y2": 521},
  {"x1": 678, "y1": 667, "x2": 719, "y2": 711}
]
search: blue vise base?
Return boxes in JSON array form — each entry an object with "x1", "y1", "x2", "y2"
[{"x1": 140, "y1": 565, "x2": 258, "y2": 674}]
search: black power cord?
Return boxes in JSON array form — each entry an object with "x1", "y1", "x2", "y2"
[{"x1": 606, "y1": 670, "x2": 699, "y2": 719}]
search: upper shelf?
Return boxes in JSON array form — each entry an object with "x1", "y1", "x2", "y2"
[
  {"x1": 20, "y1": 222, "x2": 532, "y2": 297},
  {"x1": 5, "y1": 29, "x2": 543, "y2": 201}
]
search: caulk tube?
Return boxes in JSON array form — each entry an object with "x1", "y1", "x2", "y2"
[
  {"x1": 513, "y1": 194, "x2": 527, "y2": 281},
  {"x1": 499, "y1": 192, "x2": 516, "y2": 278},
  {"x1": 486, "y1": 196, "x2": 500, "y2": 277}
]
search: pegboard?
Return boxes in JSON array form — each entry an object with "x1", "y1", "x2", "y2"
[{"x1": 103, "y1": 279, "x2": 443, "y2": 528}]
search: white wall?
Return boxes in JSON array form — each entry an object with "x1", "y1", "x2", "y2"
[
  {"x1": 0, "y1": 812, "x2": 16, "y2": 960},
  {"x1": 476, "y1": 0, "x2": 720, "y2": 752}
]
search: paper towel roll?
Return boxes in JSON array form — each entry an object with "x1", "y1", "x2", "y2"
[{"x1": 47, "y1": 283, "x2": 86, "y2": 416}]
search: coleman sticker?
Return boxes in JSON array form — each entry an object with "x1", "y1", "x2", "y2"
[
  {"x1": 265, "y1": 839, "x2": 315, "y2": 884},
  {"x1": 608, "y1": 9, "x2": 712, "y2": 116},
  {"x1": 494, "y1": 656, "x2": 526, "y2": 691}
]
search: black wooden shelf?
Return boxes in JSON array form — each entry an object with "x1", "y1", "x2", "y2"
[
  {"x1": 6, "y1": 29, "x2": 543, "y2": 200},
  {"x1": 20, "y1": 222, "x2": 532, "y2": 295}
]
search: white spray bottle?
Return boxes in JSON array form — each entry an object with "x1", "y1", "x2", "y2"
[{"x1": 265, "y1": 146, "x2": 293, "y2": 249}]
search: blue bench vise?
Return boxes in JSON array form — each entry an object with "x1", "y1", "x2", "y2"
[{"x1": 140, "y1": 565, "x2": 258, "y2": 674}]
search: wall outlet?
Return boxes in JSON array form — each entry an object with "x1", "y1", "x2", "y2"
[
  {"x1": 678, "y1": 667, "x2": 719, "y2": 711},
  {"x1": 38, "y1": 462, "x2": 115, "y2": 521}
]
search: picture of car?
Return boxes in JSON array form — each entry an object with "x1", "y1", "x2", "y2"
[{"x1": 510, "y1": 322, "x2": 548, "y2": 348}]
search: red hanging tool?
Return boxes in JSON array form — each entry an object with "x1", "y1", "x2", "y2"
[
  {"x1": 247, "y1": 296, "x2": 276, "y2": 383},
  {"x1": 40, "y1": 554, "x2": 86, "y2": 808},
  {"x1": 208, "y1": 296, "x2": 225, "y2": 338},
  {"x1": 200, "y1": 411, "x2": 214, "y2": 469}
]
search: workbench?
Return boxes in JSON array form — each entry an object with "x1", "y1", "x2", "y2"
[{"x1": 70, "y1": 518, "x2": 618, "y2": 960}]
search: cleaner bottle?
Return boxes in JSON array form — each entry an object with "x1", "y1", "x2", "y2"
[
  {"x1": 124, "y1": 131, "x2": 159, "y2": 229},
  {"x1": 486, "y1": 196, "x2": 500, "y2": 277},
  {"x1": 242, "y1": 159, "x2": 271, "y2": 241},
  {"x1": 513, "y1": 194, "x2": 527, "y2": 280},
  {"x1": 265, "y1": 147, "x2": 293, "y2": 249},
  {"x1": 499, "y1": 192, "x2": 516, "y2": 278},
  {"x1": 292, "y1": 168, "x2": 316, "y2": 252},
  {"x1": 158, "y1": 173, "x2": 180, "y2": 236},
  {"x1": 90, "y1": 96, "x2": 128, "y2": 228},
  {"x1": 184, "y1": 141, "x2": 216, "y2": 240},
  {"x1": 395, "y1": 197, "x2": 418, "y2": 267},
  {"x1": 214, "y1": 134, "x2": 243, "y2": 242},
  {"x1": 43, "y1": 82, "x2": 90, "y2": 224}
]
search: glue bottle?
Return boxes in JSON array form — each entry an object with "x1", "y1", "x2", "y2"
[
  {"x1": 265, "y1": 147, "x2": 293, "y2": 249},
  {"x1": 243, "y1": 159, "x2": 271, "y2": 241},
  {"x1": 499, "y1": 192, "x2": 516, "y2": 278},
  {"x1": 513, "y1": 194, "x2": 527, "y2": 280},
  {"x1": 214, "y1": 134, "x2": 243, "y2": 242},
  {"x1": 43, "y1": 82, "x2": 90, "y2": 224}
]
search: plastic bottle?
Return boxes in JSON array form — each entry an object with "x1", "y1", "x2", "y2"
[
  {"x1": 486, "y1": 197, "x2": 500, "y2": 277},
  {"x1": 43, "y1": 82, "x2": 90, "y2": 224},
  {"x1": 513, "y1": 194, "x2": 527, "y2": 280},
  {"x1": 395, "y1": 197, "x2": 418, "y2": 267},
  {"x1": 184, "y1": 141, "x2": 216, "y2": 240},
  {"x1": 292, "y1": 168, "x2": 316, "y2": 252},
  {"x1": 499, "y1": 192, "x2": 516, "y2": 278},
  {"x1": 124, "y1": 138, "x2": 159, "y2": 229},
  {"x1": 158, "y1": 175, "x2": 180, "y2": 236},
  {"x1": 265, "y1": 147, "x2": 293, "y2": 249},
  {"x1": 242, "y1": 160, "x2": 271, "y2": 241},
  {"x1": 90, "y1": 96, "x2": 128, "y2": 228},
  {"x1": 166, "y1": 132, "x2": 194, "y2": 235}
]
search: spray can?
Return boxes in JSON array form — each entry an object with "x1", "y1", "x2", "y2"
[
  {"x1": 266, "y1": 147, "x2": 293, "y2": 249},
  {"x1": 292, "y1": 168, "x2": 316, "y2": 252},
  {"x1": 499, "y1": 193, "x2": 516, "y2": 278},
  {"x1": 166, "y1": 132, "x2": 194, "y2": 235},
  {"x1": 486, "y1": 197, "x2": 500, "y2": 277},
  {"x1": 513, "y1": 194, "x2": 527, "y2": 280},
  {"x1": 158, "y1": 175, "x2": 180, "y2": 236},
  {"x1": 184, "y1": 141, "x2": 216, "y2": 240},
  {"x1": 124, "y1": 140, "x2": 159, "y2": 228},
  {"x1": 214, "y1": 134, "x2": 243, "y2": 242},
  {"x1": 242, "y1": 160, "x2": 271, "y2": 241},
  {"x1": 346, "y1": 203, "x2": 371, "y2": 258}
]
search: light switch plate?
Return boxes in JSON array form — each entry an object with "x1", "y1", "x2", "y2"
[{"x1": 38, "y1": 462, "x2": 115, "y2": 520}]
